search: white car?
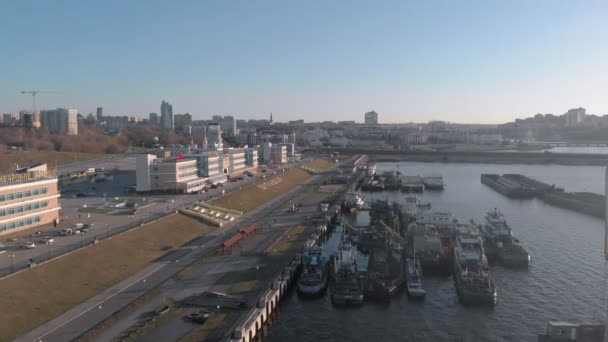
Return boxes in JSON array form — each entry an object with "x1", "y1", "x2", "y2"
[{"x1": 23, "y1": 241, "x2": 36, "y2": 249}]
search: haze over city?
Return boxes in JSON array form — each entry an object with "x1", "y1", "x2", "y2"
[{"x1": 1, "y1": 0, "x2": 607, "y2": 123}]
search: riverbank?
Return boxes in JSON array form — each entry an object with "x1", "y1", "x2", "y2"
[{"x1": 367, "y1": 150, "x2": 608, "y2": 166}]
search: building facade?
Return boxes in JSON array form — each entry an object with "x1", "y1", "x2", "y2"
[
  {"x1": 160, "y1": 100, "x2": 173, "y2": 131},
  {"x1": 0, "y1": 164, "x2": 60, "y2": 236},
  {"x1": 136, "y1": 154, "x2": 207, "y2": 193},
  {"x1": 149, "y1": 112, "x2": 159, "y2": 125},
  {"x1": 207, "y1": 123, "x2": 223, "y2": 149},
  {"x1": 364, "y1": 110, "x2": 379, "y2": 125},
  {"x1": 40, "y1": 108, "x2": 78, "y2": 135},
  {"x1": 96, "y1": 107, "x2": 103, "y2": 121},
  {"x1": 174, "y1": 113, "x2": 192, "y2": 132}
]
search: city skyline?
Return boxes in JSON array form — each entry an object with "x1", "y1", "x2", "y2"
[{"x1": 1, "y1": 1, "x2": 607, "y2": 123}]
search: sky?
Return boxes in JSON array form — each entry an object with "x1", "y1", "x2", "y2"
[{"x1": 1, "y1": 0, "x2": 607, "y2": 124}]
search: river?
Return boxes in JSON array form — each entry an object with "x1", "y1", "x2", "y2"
[{"x1": 266, "y1": 162, "x2": 608, "y2": 342}]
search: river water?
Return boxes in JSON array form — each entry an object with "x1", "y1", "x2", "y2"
[{"x1": 266, "y1": 162, "x2": 608, "y2": 342}]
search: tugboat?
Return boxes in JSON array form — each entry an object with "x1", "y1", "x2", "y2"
[
  {"x1": 330, "y1": 235, "x2": 364, "y2": 305},
  {"x1": 481, "y1": 209, "x2": 530, "y2": 268},
  {"x1": 405, "y1": 256, "x2": 426, "y2": 299},
  {"x1": 453, "y1": 223, "x2": 497, "y2": 305},
  {"x1": 297, "y1": 247, "x2": 329, "y2": 296}
]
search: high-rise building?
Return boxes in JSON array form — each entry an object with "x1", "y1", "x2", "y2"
[
  {"x1": 174, "y1": 113, "x2": 192, "y2": 132},
  {"x1": 565, "y1": 107, "x2": 586, "y2": 127},
  {"x1": 96, "y1": 107, "x2": 103, "y2": 121},
  {"x1": 364, "y1": 110, "x2": 378, "y2": 125},
  {"x1": 206, "y1": 123, "x2": 222, "y2": 149},
  {"x1": 149, "y1": 112, "x2": 159, "y2": 125},
  {"x1": 40, "y1": 108, "x2": 78, "y2": 135},
  {"x1": 160, "y1": 100, "x2": 173, "y2": 131},
  {"x1": 212, "y1": 115, "x2": 237, "y2": 136}
]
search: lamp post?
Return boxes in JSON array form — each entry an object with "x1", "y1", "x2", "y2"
[{"x1": 8, "y1": 253, "x2": 15, "y2": 273}]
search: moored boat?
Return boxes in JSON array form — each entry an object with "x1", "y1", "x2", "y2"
[
  {"x1": 453, "y1": 223, "x2": 497, "y2": 305},
  {"x1": 405, "y1": 256, "x2": 426, "y2": 298},
  {"x1": 481, "y1": 209, "x2": 530, "y2": 267},
  {"x1": 330, "y1": 235, "x2": 364, "y2": 305},
  {"x1": 297, "y1": 247, "x2": 329, "y2": 296}
]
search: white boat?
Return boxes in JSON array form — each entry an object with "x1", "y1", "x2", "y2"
[
  {"x1": 330, "y1": 235, "x2": 364, "y2": 305},
  {"x1": 343, "y1": 192, "x2": 365, "y2": 211},
  {"x1": 453, "y1": 224, "x2": 497, "y2": 305},
  {"x1": 297, "y1": 247, "x2": 329, "y2": 296},
  {"x1": 405, "y1": 257, "x2": 426, "y2": 298}
]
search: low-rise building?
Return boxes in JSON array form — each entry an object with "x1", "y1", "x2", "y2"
[
  {"x1": 136, "y1": 154, "x2": 207, "y2": 193},
  {"x1": 0, "y1": 164, "x2": 60, "y2": 236}
]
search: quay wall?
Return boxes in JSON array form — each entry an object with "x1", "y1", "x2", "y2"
[{"x1": 343, "y1": 150, "x2": 608, "y2": 166}]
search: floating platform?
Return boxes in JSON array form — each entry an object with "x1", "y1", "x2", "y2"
[{"x1": 401, "y1": 176, "x2": 424, "y2": 192}]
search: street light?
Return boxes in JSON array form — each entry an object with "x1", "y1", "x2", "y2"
[{"x1": 8, "y1": 253, "x2": 15, "y2": 272}]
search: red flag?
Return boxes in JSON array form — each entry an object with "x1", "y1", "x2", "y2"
[{"x1": 177, "y1": 154, "x2": 184, "y2": 160}]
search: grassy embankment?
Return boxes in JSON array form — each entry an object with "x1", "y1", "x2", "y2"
[
  {"x1": 209, "y1": 159, "x2": 335, "y2": 213},
  {"x1": 0, "y1": 214, "x2": 215, "y2": 342}
]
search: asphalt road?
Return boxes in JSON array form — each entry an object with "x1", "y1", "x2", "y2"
[{"x1": 16, "y1": 160, "x2": 340, "y2": 342}]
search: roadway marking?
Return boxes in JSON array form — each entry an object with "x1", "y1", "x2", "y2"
[
  {"x1": 33, "y1": 262, "x2": 169, "y2": 342},
  {"x1": 257, "y1": 177, "x2": 283, "y2": 190}
]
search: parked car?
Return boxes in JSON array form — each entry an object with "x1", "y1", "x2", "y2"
[
  {"x1": 60, "y1": 228, "x2": 73, "y2": 236},
  {"x1": 40, "y1": 237, "x2": 54, "y2": 244}
]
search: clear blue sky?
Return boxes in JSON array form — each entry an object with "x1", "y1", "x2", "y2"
[{"x1": 1, "y1": 0, "x2": 606, "y2": 123}]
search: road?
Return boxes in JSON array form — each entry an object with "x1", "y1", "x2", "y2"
[
  {"x1": 15, "y1": 159, "x2": 342, "y2": 342},
  {"x1": 0, "y1": 154, "x2": 308, "y2": 278}
]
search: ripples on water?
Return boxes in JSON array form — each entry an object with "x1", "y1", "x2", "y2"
[{"x1": 266, "y1": 162, "x2": 608, "y2": 342}]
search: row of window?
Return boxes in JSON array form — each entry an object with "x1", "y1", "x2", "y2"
[
  {"x1": 0, "y1": 216, "x2": 41, "y2": 232},
  {"x1": 178, "y1": 171, "x2": 198, "y2": 179},
  {"x1": 0, "y1": 201, "x2": 48, "y2": 217},
  {"x1": 178, "y1": 164, "x2": 197, "y2": 171},
  {"x1": 0, "y1": 187, "x2": 48, "y2": 202}
]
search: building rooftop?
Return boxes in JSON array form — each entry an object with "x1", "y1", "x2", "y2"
[{"x1": 0, "y1": 166, "x2": 57, "y2": 187}]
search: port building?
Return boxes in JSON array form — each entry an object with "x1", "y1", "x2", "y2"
[{"x1": 0, "y1": 164, "x2": 60, "y2": 236}]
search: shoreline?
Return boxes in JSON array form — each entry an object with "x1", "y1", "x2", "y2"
[{"x1": 358, "y1": 151, "x2": 608, "y2": 166}]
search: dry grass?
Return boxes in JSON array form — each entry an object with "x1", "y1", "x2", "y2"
[
  {"x1": 75, "y1": 289, "x2": 162, "y2": 342},
  {"x1": 270, "y1": 225, "x2": 307, "y2": 254},
  {"x1": 209, "y1": 168, "x2": 311, "y2": 213},
  {"x1": 0, "y1": 150, "x2": 104, "y2": 173},
  {"x1": 229, "y1": 280, "x2": 257, "y2": 295},
  {"x1": 305, "y1": 159, "x2": 335, "y2": 171},
  {"x1": 0, "y1": 214, "x2": 216, "y2": 342},
  {"x1": 178, "y1": 313, "x2": 227, "y2": 342}
]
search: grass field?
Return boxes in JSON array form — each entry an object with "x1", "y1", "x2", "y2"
[
  {"x1": 305, "y1": 158, "x2": 335, "y2": 171},
  {"x1": 0, "y1": 214, "x2": 215, "y2": 342},
  {"x1": 0, "y1": 151, "x2": 104, "y2": 172},
  {"x1": 209, "y1": 168, "x2": 312, "y2": 213}
]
